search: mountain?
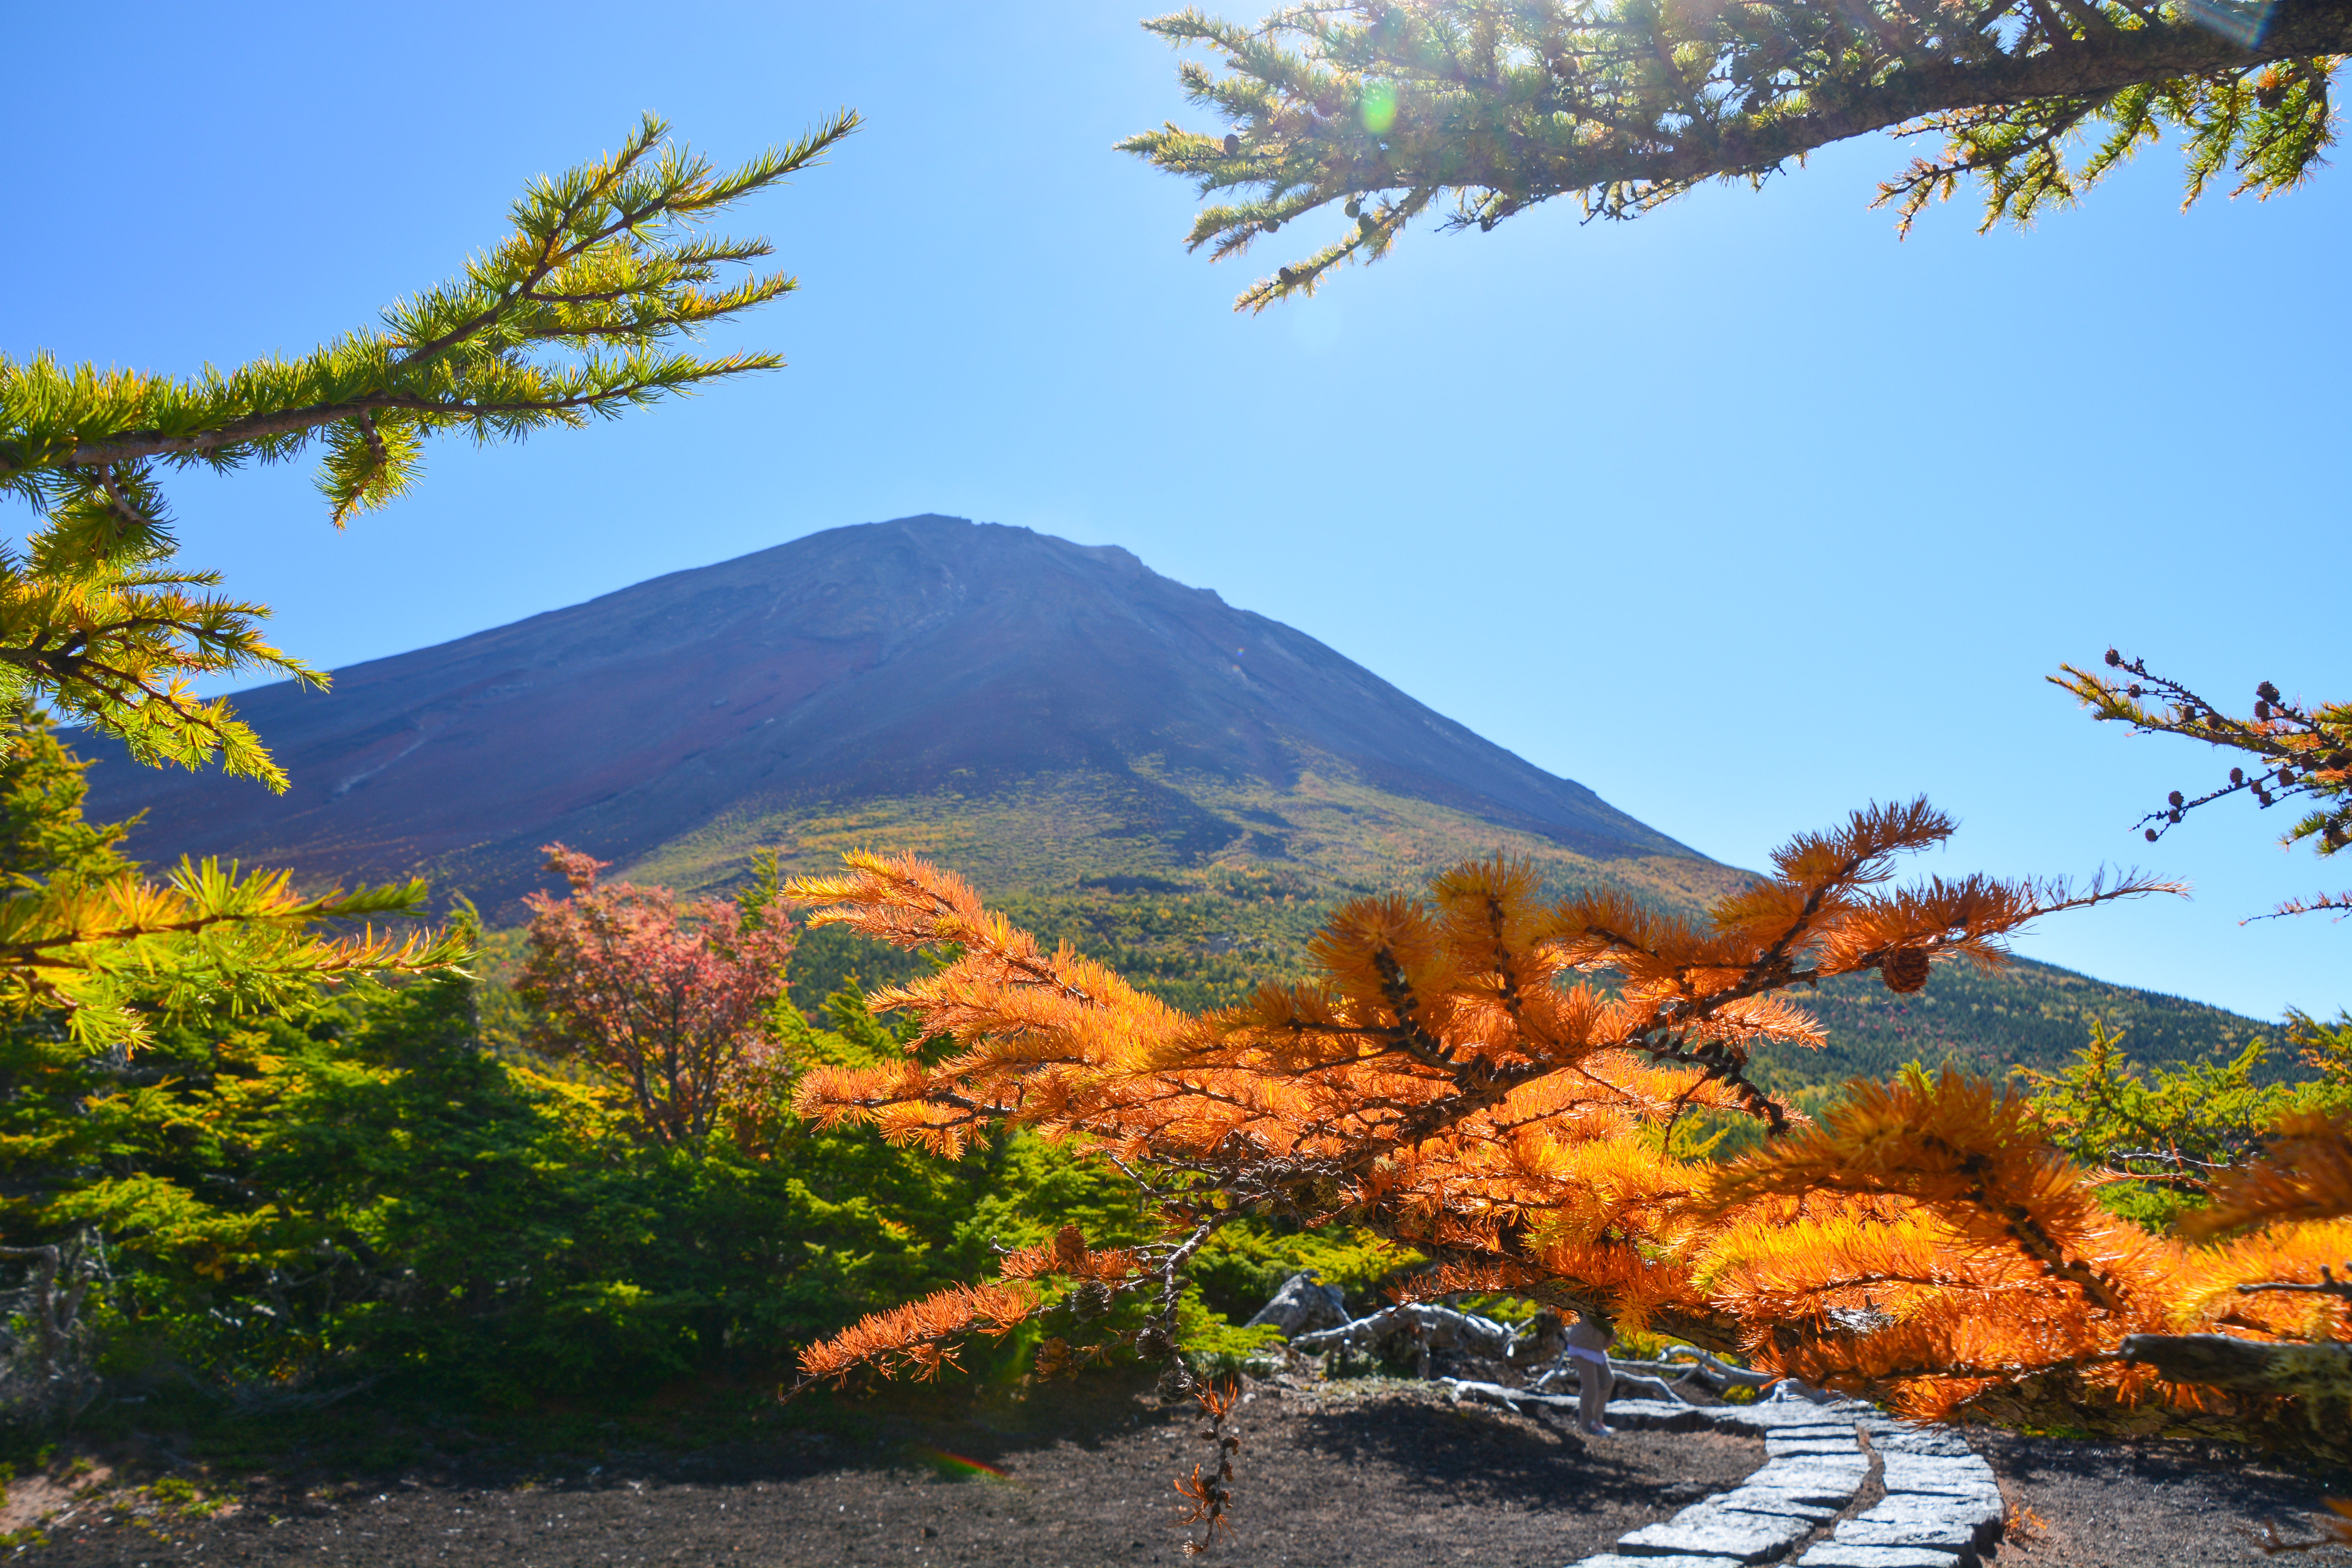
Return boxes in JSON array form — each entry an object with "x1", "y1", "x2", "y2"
[
  {"x1": 82, "y1": 514, "x2": 2278, "y2": 1078},
  {"x1": 84, "y1": 515, "x2": 1714, "y2": 914}
]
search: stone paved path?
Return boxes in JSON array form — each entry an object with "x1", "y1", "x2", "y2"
[{"x1": 1553, "y1": 1386, "x2": 2005, "y2": 1568}]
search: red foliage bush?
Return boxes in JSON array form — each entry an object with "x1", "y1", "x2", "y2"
[{"x1": 520, "y1": 844, "x2": 795, "y2": 1145}]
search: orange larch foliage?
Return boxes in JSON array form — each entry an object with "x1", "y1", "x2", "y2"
[
  {"x1": 784, "y1": 799, "x2": 2350, "y2": 1463},
  {"x1": 2189, "y1": 1109, "x2": 2352, "y2": 1237},
  {"x1": 792, "y1": 1280, "x2": 1039, "y2": 1385}
]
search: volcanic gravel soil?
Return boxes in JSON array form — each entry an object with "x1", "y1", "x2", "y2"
[
  {"x1": 1975, "y1": 1430, "x2": 2352, "y2": 1566},
  {"x1": 18, "y1": 1380, "x2": 2352, "y2": 1566}
]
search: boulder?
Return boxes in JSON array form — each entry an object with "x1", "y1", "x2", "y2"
[{"x1": 1243, "y1": 1272, "x2": 1348, "y2": 1338}]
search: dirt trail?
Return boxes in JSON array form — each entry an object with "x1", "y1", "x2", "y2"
[{"x1": 17, "y1": 1380, "x2": 2349, "y2": 1566}]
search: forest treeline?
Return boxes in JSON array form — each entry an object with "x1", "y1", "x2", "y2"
[
  {"x1": 0, "y1": 722, "x2": 1416, "y2": 1419},
  {"x1": 2, "y1": 719, "x2": 2342, "y2": 1426}
]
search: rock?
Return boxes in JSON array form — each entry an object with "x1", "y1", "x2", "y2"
[
  {"x1": 1833, "y1": 1516, "x2": 1982, "y2": 1566},
  {"x1": 1873, "y1": 1426, "x2": 1975, "y2": 1457},
  {"x1": 1742, "y1": 1456, "x2": 1869, "y2": 1505},
  {"x1": 1710, "y1": 1486, "x2": 1840, "y2": 1521},
  {"x1": 1793, "y1": 1546, "x2": 1962, "y2": 1568},
  {"x1": 1617, "y1": 1502, "x2": 1815, "y2": 1563},
  {"x1": 1878, "y1": 1454, "x2": 1998, "y2": 1497},
  {"x1": 1601, "y1": 1399, "x2": 1718, "y2": 1433},
  {"x1": 1710, "y1": 1402, "x2": 1882, "y2": 1433},
  {"x1": 1765, "y1": 1436, "x2": 1864, "y2": 1457},
  {"x1": 1849, "y1": 1493, "x2": 2004, "y2": 1548},
  {"x1": 1244, "y1": 1272, "x2": 1348, "y2": 1338},
  {"x1": 1566, "y1": 1556, "x2": 1747, "y2": 1568}
]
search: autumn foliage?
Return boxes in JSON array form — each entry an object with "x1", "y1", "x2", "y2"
[
  {"x1": 785, "y1": 799, "x2": 2352, "y2": 1464},
  {"x1": 521, "y1": 844, "x2": 795, "y2": 1145}
]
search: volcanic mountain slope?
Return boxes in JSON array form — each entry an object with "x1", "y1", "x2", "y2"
[
  {"x1": 85, "y1": 513, "x2": 2276, "y2": 1078},
  {"x1": 84, "y1": 514, "x2": 1719, "y2": 916}
]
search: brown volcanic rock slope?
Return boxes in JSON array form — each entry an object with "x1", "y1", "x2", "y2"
[{"x1": 83, "y1": 515, "x2": 1701, "y2": 912}]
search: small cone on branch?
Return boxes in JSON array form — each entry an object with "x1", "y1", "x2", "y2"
[{"x1": 1882, "y1": 948, "x2": 1932, "y2": 993}]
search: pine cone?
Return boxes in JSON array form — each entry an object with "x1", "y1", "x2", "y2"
[
  {"x1": 1069, "y1": 1280, "x2": 1112, "y2": 1323},
  {"x1": 1882, "y1": 949, "x2": 1932, "y2": 994}
]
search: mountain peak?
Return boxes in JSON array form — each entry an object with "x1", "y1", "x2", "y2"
[{"x1": 83, "y1": 515, "x2": 1704, "y2": 912}]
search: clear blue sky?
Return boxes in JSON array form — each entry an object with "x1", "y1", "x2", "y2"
[{"x1": 7, "y1": 2, "x2": 2347, "y2": 1022}]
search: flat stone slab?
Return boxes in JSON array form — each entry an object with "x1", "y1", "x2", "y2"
[
  {"x1": 1708, "y1": 1401, "x2": 1879, "y2": 1433},
  {"x1": 1834, "y1": 1517, "x2": 1982, "y2": 1565},
  {"x1": 1567, "y1": 1556, "x2": 1747, "y2": 1568},
  {"x1": 1711, "y1": 1487, "x2": 1840, "y2": 1523},
  {"x1": 1765, "y1": 1436, "x2": 1864, "y2": 1457},
  {"x1": 1794, "y1": 1547, "x2": 1963, "y2": 1568},
  {"x1": 1873, "y1": 1426, "x2": 1975, "y2": 1457},
  {"x1": 1850, "y1": 1493, "x2": 2004, "y2": 1548},
  {"x1": 1604, "y1": 1398, "x2": 1720, "y2": 1433},
  {"x1": 1742, "y1": 1457, "x2": 1869, "y2": 1505},
  {"x1": 1619, "y1": 1503, "x2": 1814, "y2": 1563},
  {"x1": 1878, "y1": 1454, "x2": 1998, "y2": 1497}
]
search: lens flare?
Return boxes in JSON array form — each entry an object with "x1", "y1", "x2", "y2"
[
  {"x1": 1360, "y1": 82, "x2": 1398, "y2": 134},
  {"x1": 914, "y1": 1446, "x2": 1013, "y2": 1481},
  {"x1": 2182, "y1": 0, "x2": 2274, "y2": 46}
]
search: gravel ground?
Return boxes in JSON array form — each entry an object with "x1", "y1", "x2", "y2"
[
  {"x1": 1978, "y1": 1429, "x2": 2351, "y2": 1566},
  {"x1": 14, "y1": 1378, "x2": 2349, "y2": 1567}
]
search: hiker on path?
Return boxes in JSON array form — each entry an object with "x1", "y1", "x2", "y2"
[{"x1": 1563, "y1": 1311, "x2": 1615, "y2": 1437}]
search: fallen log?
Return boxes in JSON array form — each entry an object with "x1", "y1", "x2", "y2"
[
  {"x1": 1657, "y1": 1343, "x2": 1776, "y2": 1388},
  {"x1": 1290, "y1": 1303, "x2": 1516, "y2": 1363},
  {"x1": 1526, "y1": 1360, "x2": 1690, "y2": 1403},
  {"x1": 2118, "y1": 1334, "x2": 2352, "y2": 1399}
]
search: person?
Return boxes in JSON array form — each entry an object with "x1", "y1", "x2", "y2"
[{"x1": 1563, "y1": 1310, "x2": 1615, "y2": 1437}]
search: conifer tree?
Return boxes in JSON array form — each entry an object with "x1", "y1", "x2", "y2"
[
  {"x1": 1121, "y1": 2, "x2": 2343, "y2": 307},
  {"x1": 2056, "y1": 651, "x2": 2352, "y2": 918},
  {"x1": 0, "y1": 714, "x2": 459, "y2": 1049},
  {"x1": 782, "y1": 806, "x2": 2351, "y2": 1542},
  {"x1": 0, "y1": 111, "x2": 856, "y2": 786},
  {"x1": 0, "y1": 113, "x2": 854, "y2": 1036},
  {"x1": 2053, "y1": 650, "x2": 2352, "y2": 1189}
]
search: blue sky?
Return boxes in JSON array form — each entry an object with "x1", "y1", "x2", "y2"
[{"x1": 7, "y1": 2, "x2": 2347, "y2": 1022}]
